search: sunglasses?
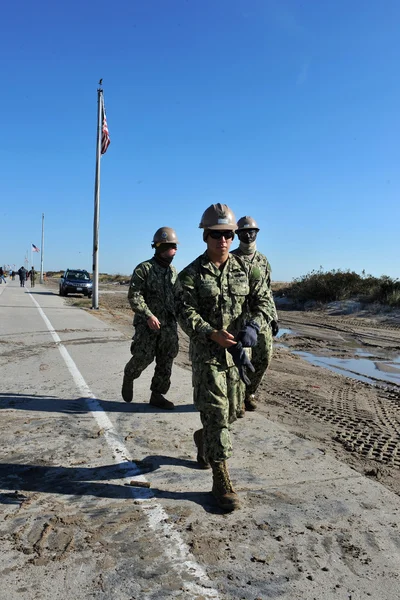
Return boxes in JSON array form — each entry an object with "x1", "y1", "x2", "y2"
[{"x1": 208, "y1": 230, "x2": 234, "y2": 240}]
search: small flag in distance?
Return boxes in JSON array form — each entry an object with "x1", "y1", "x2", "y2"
[{"x1": 32, "y1": 244, "x2": 40, "y2": 252}]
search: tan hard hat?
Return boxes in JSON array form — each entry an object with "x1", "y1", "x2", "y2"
[
  {"x1": 236, "y1": 216, "x2": 260, "y2": 231},
  {"x1": 152, "y1": 227, "x2": 179, "y2": 246},
  {"x1": 199, "y1": 203, "x2": 238, "y2": 231}
]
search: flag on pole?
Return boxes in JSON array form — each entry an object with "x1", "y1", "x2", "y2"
[
  {"x1": 32, "y1": 244, "x2": 40, "y2": 252},
  {"x1": 101, "y1": 100, "x2": 110, "y2": 155}
]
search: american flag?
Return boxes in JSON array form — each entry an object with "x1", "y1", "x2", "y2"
[
  {"x1": 32, "y1": 244, "x2": 40, "y2": 252},
  {"x1": 101, "y1": 100, "x2": 110, "y2": 155}
]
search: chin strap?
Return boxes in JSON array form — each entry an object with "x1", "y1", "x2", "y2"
[{"x1": 239, "y1": 241, "x2": 256, "y2": 256}]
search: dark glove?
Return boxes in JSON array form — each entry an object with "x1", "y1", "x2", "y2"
[
  {"x1": 236, "y1": 320, "x2": 260, "y2": 348},
  {"x1": 271, "y1": 320, "x2": 279, "y2": 337},
  {"x1": 228, "y1": 341, "x2": 255, "y2": 385}
]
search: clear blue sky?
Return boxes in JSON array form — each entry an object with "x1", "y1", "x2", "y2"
[{"x1": 1, "y1": 0, "x2": 399, "y2": 280}]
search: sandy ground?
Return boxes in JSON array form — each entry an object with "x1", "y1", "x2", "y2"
[
  {"x1": 1, "y1": 279, "x2": 400, "y2": 599},
  {"x1": 61, "y1": 280, "x2": 400, "y2": 498}
]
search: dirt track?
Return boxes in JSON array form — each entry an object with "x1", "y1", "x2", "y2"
[{"x1": 71, "y1": 283, "x2": 400, "y2": 498}]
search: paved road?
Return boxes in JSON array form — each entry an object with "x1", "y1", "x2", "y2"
[{"x1": 1, "y1": 280, "x2": 399, "y2": 599}]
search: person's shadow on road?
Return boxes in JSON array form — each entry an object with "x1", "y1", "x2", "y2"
[
  {"x1": 0, "y1": 460, "x2": 223, "y2": 514},
  {"x1": 133, "y1": 454, "x2": 226, "y2": 515},
  {"x1": 0, "y1": 393, "x2": 196, "y2": 414}
]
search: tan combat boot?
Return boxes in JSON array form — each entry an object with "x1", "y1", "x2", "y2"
[
  {"x1": 121, "y1": 375, "x2": 134, "y2": 403},
  {"x1": 237, "y1": 403, "x2": 245, "y2": 418},
  {"x1": 149, "y1": 392, "x2": 175, "y2": 410},
  {"x1": 244, "y1": 394, "x2": 257, "y2": 411},
  {"x1": 210, "y1": 460, "x2": 241, "y2": 511},
  {"x1": 193, "y1": 429, "x2": 210, "y2": 469}
]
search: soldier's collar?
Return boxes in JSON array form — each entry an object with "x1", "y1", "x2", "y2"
[{"x1": 202, "y1": 251, "x2": 231, "y2": 274}]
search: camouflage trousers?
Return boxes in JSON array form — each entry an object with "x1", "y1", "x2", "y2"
[
  {"x1": 192, "y1": 361, "x2": 245, "y2": 462},
  {"x1": 245, "y1": 327, "x2": 273, "y2": 397},
  {"x1": 124, "y1": 321, "x2": 179, "y2": 394}
]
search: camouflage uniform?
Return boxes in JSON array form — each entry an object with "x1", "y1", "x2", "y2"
[
  {"x1": 231, "y1": 249, "x2": 277, "y2": 396},
  {"x1": 124, "y1": 257, "x2": 178, "y2": 394},
  {"x1": 175, "y1": 252, "x2": 276, "y2": 462}
]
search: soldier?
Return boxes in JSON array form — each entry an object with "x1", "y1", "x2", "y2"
[
  {"x1": 30, "y1": 267, "x2": 36, "y2": 288},
  {"x1": 231, "y1": 216, "x2": 279, "y2": 413},
  {"x1": 175, "y1": 204, "x2": 276, "y2": 511},
  {"x1": 121, "y1": 227, "x2": 179, "y2": 410}
]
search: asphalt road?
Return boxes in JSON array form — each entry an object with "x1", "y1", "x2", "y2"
[{"x1": 1, "y1": 280, "x2": 400, "y2": 600}]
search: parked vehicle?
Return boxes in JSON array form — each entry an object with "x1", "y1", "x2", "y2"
[{"x1": 59, "y1": 269, "x2": 93, "y2": 297}]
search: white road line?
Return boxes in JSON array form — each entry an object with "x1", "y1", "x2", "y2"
[{"x1": 27, "y1": 291, "x2": 221, "y2": 599}]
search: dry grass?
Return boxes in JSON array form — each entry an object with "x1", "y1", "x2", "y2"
[{"x1": 271, "y1": 281, "x2": 291, "y2": 293}]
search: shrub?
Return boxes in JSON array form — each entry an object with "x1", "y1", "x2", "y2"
[
  {"x1": 371, "y1": 276, "x2": 400, "y2": 307},
  {"x1": 284, "y1": 268, "x2": 399, "y2": 306}
]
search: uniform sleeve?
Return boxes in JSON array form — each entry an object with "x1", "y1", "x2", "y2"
[
  {"x1": 264, "y1": 259, "x2": 278, "y2": 321},
  {"x1": 247, "y1": 265, "x2": 277, "y2": 328},
  {"x1": 127, "y1": 264, "x2": 153, "y2": 319},
  {"x1": 174, "y1": 270, "x2": 214, "y2": 339},
  {"x1": 266, "y1": 286, "x2": 278, "y2": 321}
]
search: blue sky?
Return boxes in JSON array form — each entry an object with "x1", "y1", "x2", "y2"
[{"x1": 1, "y1": 0, "x2": 399, "y2": 280}]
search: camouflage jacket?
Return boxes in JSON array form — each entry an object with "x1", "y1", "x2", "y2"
[
  {"x1": 175, "y1": 252, "x2": 276, "y2": 365},
  {"x1": 231, "y1": 248, "x2": 278, "y2": 322},
  {"x1": 128, "y1": 257, "x2": 177, "y2": 327}
]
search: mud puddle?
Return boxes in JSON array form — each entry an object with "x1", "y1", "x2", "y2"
[
  {"x1": 294, "y1": 350, "x2": 400, "y2": 386},
  {"x1": 277, "y1": 328, "x2": 400, "y2": 387},
  {"x1": 276, "y1": 328, "x2": 295, "y2": 338}
]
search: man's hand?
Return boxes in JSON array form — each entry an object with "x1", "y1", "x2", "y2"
[
  {"x1": 228, "y1": 342, "x2": 255, "y2": 385},
  {"x1": 271, "y1": 320, "x2": 279, "y2": 337},
  {"x1": 210, "y1": 329, "x2": 236, "y2": 348},
  {"x1": 147, "y1": 315, "x2": 161, "y2": 330}
]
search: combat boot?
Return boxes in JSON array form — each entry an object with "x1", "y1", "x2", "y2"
[
  {"x1": 244, "y1": 394, "x2": 257, "y2": 411},
  {"x1": 193, "y1": 429, "x2": 210, "y2": 469},
  {"x1": 149, "y1": 392, "x2": 175, "y2": 410},
  {"x1": 121, "y1": 375, "x2": 134, "y2": 403},
  {"x1": 237, "y1": 404, "x2": 245, "y2": 418},
  {"x1": 210, "y1": 460, "x2": 241, "y2": 512}
]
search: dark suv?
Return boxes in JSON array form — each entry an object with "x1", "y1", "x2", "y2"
[{"x1": 59, "y1": 269, "x2": 93, "y2": 297}]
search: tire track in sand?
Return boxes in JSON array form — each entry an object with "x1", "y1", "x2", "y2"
[{"x1": 266, "y1": 383, "x2": 400, "y2": 468}]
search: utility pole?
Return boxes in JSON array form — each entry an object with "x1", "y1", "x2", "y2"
[{"x1": 40, "y1": 213, "x2": 45, "y2": 283}]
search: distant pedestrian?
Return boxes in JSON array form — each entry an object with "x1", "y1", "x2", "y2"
[
  {"x1": 0, "y1": 267, "x2": 6, "y2": 284},
  {"x1": 18, "y1": 266, "x2": 27, "y2": 287},
  {"x1": 11, "y1": 271, "x2": 16, "y2": 280},
  {"x1": 30, "y1": 267, "x2": 36, "y2": 288}
]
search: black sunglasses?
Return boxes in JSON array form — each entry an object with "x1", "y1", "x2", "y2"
[{"x1": 208, "y1": 230, "x2": 234, "y2": 240}]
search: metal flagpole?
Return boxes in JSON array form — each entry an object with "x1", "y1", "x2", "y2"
[
  {"x1": 92, "y1": 82, "x2": 103, "y2": 310},
  {"x1": 40, "y1": 213, "x2": 45, "y2": 283}
]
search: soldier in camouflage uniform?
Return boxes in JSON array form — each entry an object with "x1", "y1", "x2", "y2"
[
  {"x1": 232, "y1": 216, "x2": 279, "y2": 413},
  {"x1": 175, "y1": 204, "x2": 276, "y2": 511},
  {"x1": 121, "y1": 227, "x2": 179, "y2": 410},
  {"x1": 30, "y1": 267, "x2": 36, "y2": 288}
]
